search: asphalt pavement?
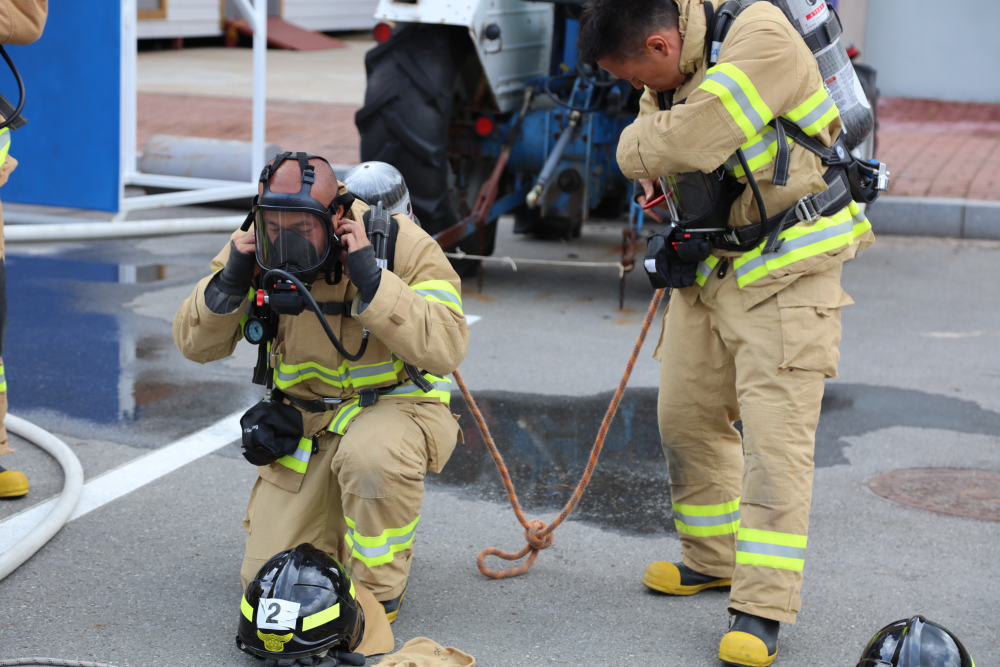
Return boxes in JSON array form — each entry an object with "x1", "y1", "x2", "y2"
[{"x1": 0, "y1": 220, "x2": 998, "y2": 666}]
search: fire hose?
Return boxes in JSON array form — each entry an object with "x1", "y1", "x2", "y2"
[{"x1": 454, "y1": 287, "x2": 666, "y2": 578}]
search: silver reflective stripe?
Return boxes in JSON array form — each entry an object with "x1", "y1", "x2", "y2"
[
  {"x1": 415, "y1": 288, "x2": 462, "y2": 309},
  {"x1": 383, "y1": 379, "x2": 452, "y2": 396},
  {"x1": 277, "y1": 364, "x2": 348, "y2": 385},
  {"x1": 696, "y1": 260, "x2": 714, "y2": 282},
  {"x1": 734, "y1": 218, "x2": 855, "y2": 281},
  {"x1": 737, "y1": 540, "x2": 806, "y2": 560},
  {"x1": 788, "y1": 94, "x2": 836, "y2": 131},
  {"x1": 675, "y1": 508, "x2": 741, "y2": 527},
  {"x1": 290, "y1": 446, "x2": 311, "y2": 464},
  {"x1": 703, "y1": 69, "x2": 768, "y2": 134},
  {"x1": 0, "y1": 371, "x2": 6, "y2": 385},
  {"x1": 347, "y1": 523, "x2": 418, "y2": 559},
  {"x1": 349, "y1": 361, "x2": 399, "y2": 380},
  {"x1": 333, "y1": 402, "x2": 361, "y2": 432},
  {"x1": 741, "y1": 127, "x2": 778, "y2": 161}
]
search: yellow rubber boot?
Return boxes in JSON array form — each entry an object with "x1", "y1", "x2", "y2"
[
  {"x1": 380, "y1": 586, "x2": 405, "y2": 624},
  {"x1": 719, "y1": 613, "x2": 779, "y2": 667},
  {"x1": 0, "y1": 465, "x2": 29, "y2": 498},
  {"x1": 643, "y1": 561, "x2": 731, "y2": 595}
]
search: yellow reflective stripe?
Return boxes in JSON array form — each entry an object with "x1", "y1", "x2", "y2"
[
  {"x1": 726, "y1": 128, "x2": 796, "y2": 178},
  {"x1": 695, "y1": 256, "x2": 720, "y2": 287},
  {"x1": 275, "y1": 437, "x2": 314, "y2": 474},
  {"x1": 301, "y1": 603, "x2": 340, "y2": 631},
  {"x1": 672, "y1": 497, "x2": 740, "y2": 517},
  {"x1": 411, "y1": 279, "x2": 464, "y2": 315},
  {"x1": 736, "y1": 527, "x2": 807, "y2": 571},
  {"x1": 349, "y1": 579, "x2": 356, "y2": 600},
  {"x1": 732, "y1": 204, "x2": 870, "y2": 288},
  {"x1": 329, "y1": 397, "x2": 363, "y2": 435},
  {"x1": 344, "y1": 515, "x2": 419, "y2": 568},
  {"x1": 241, "y1": 595, "x2": 254, "y2": 621},
  {"x1": 0, "y1": 127, "x2": 10, "y2": 167},
  {"x1": 239, "y1": 312, "x2": 249, "y2": 335},
  {"x1": 673, "y1": 497, "x2": 740, "y2": 537},
  {"x1": 700, "y1": 63, "x2": 773, "y2": 140},
  {"x1": 783, "y1": 87, "x2": 839, "y2": 136},
  {"x1": 381, "y1": 374, "x2": 452, "y2": 403},
  {"x1": 274, "y1": 355, "x2": 403, "y2": 391},
  {"x1": 0, "y1": 363, "x2": 6, "y2": 393}
]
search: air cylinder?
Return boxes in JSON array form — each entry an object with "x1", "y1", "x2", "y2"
[{"x1": 770, "y1": 0, "x2": 873, "y2": 149}]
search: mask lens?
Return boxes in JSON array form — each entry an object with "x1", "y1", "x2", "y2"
[{"x1": 255, "y1": 209, "x2": 330, "y2": 275}]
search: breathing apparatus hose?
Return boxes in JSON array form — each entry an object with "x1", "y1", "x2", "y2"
[
  {"x1": 261, "y1": 268, "x2": 370, "y2": 362},
  {"x1": 0, "y1": 45, "x2": 25, "y2": 131},
  {"x1": 455, "y1": 288, "x2": 666, "y2": 579},
  {"x1": 542, "y1": 75, "x2": 606, "y2": 113}
]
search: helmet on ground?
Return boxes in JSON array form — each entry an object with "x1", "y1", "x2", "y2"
[
  {"x1": 857, "y1": 616, "x2": 974, "y2": 667},
  {"x1": 342, "y1": 161, "x2": 418, "y2": 225},
  {"x1": 237, "y1": 543, "x2": 364, "y2": 660}
]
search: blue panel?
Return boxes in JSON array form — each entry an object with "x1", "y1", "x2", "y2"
[
  {"x1": 0, "y1": 1, "x2": 120, "y2": 211},
  {"x1": 5, "y1": 255, "x2": 125, "y2": 423},
  {"x1": 562, "y1": 19, "x2": 579, "y2": 71}
]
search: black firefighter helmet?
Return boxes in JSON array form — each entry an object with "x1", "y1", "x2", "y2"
[
  {"x1": 857, "y1": 615, "x2": 974, "y2": 667},
  {"x1": 237, "y1": 543, "x2": 364, "y2": 660}
]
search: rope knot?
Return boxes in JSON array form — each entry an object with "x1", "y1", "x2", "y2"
[{"x1": 524, "y1": 519, "x2": 554, "y2": 550}]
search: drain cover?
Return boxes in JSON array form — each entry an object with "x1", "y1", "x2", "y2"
[{"x1": 869, "y1": 469, "x2": 1000, "y2": 521}]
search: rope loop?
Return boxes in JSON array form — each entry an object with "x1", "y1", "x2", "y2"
[{"x1": 456, "y1": 288, "x2": 665, "y2": 581}]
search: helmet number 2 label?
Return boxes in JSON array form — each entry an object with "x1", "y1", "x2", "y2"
[{"x1": 257, "y1": 598, "x2": 301, "y2": 630}]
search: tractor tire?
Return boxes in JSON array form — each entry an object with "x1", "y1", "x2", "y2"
[{"x1": 356, "y1": 24, "x2": 496, "y2": 273}]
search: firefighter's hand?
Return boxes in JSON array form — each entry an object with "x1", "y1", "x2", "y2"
[
  {"x1": 335, "y1": 217, "x2": 372, "y2": 253},
  {"x1": 230, "y1": 231, "x2": 261, "y2": 277},
  {"x1": 636, "y1": 178, "x2": 663, "y2": 223}
]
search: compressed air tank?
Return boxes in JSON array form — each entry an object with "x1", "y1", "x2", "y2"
[{"x1": 770, "y1": 0, "x2": 873, "y2": 149}]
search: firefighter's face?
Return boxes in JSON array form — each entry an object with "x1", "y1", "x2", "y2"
[{"x1": 598, "y1": 29, "x2": 685, "y2": 93}]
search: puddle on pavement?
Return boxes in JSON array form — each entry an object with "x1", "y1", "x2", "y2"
[
  {"x1": 6, "y1": 255, "x2": 171, "y2": 424},
  {"x1": 439, "y1": 388, "x2": 675, "y2": 535},
  {"x1": 436, "y1": 384, "x2": 1000, "y2": 535}
]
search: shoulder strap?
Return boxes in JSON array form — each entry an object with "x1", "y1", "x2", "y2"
[{"x1": 709, "y1": 0, "x2": 757, "y2": 66}]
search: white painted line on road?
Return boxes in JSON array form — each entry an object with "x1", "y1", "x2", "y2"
[
  {"x1": 0, "y1": 409, "x2": 245, "y2": 555},
  {"x1": 466, "y1": 315, "x2": 481, "y2": 326}
]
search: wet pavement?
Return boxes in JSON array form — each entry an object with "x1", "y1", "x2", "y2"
[{"x1": 0, "y1": 223, "x2": 998, "y2": 665}]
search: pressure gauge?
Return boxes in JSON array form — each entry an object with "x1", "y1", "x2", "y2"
[{"x1": 243, "y1": 316, "x2": 271, "y2": 345}]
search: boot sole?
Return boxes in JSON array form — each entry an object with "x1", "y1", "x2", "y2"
[
  {"x1": 719, "y1": 647, "x2": 777, "y2": 667},
  {"x1": 642, "y1": 575, "x2": 732, "y2": 595}
]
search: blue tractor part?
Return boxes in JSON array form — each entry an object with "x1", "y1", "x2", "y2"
[{"x1": 356, "y1": 1, "x2": 641, "y2": 271}]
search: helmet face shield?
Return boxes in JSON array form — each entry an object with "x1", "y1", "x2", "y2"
[{"x1": 255, "y1": 208, "x2": 334, "y2": 281}]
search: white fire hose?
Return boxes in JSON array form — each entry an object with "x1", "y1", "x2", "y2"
[{"x1": 0, "y1": 415, "x2": 83, "y2": 582}]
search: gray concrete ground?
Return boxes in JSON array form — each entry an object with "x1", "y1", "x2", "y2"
[{"x1": 0, "y1": 222, "x2": 998, "y2": 666}]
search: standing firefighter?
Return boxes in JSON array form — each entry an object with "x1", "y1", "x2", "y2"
[
  {"x1": 579, "y1": 0, "x2": 875, "y2": 665},
  {"x1": 174, "y1": 154, "x2": 468, "y2": 626},
  {"x1": 0, "y1": 0, "x2": 48, "y2": 499}
]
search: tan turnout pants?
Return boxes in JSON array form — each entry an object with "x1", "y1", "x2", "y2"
[
  {"x1": 0, "y1": 358, "x2": 9, "y2": 456},
  {"x1": 657, "y1": 262, "x2": 851, "y2": 624},
  {"x1": 240, "y1": 399, "x2": 459, "y2": 602}
]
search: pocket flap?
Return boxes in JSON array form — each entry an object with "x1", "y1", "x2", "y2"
[{"x1": 776, "y1": 275, "x2": 854, "y2": 309}]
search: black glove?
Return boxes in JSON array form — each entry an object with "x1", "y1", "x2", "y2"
[
  {"x1": 345, "y1": 245, "x2": 382, "y2": 303},
  {"x1": 217, "y1": 241, "x2": 257, "y2": 296},
  {"x1": 644, "y1": 229, "x2": 699, "y2": 289}
]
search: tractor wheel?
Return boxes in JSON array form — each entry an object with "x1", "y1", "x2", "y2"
[{"x1": 355, "y1": 24, "x2": 497, "y2": 273}]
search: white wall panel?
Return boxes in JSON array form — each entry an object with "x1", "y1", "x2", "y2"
[
  {"x1": 137, "y1": 0, "x2": 222, "y2": 39},
  {"x1": 283, "y1": 0, "x2": 379, "y2": 31}
]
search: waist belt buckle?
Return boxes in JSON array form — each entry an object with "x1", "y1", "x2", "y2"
[
  {"x1": 795, "y1": 195, "x2": 820, "y2": 223},
  {"x1": 722, "y1": 229, "x2": 740, "y2": 245}
]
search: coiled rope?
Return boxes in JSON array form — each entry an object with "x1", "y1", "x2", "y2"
[{"x1": 453, "y1": 288, "x2": 665, "y2": 578}]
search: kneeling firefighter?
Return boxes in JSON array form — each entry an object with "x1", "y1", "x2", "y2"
[
  {"x1": 173, "y1": 152, "x2": 469, "y2": 632},
  {"x1": 579, "y1": 0, "x2": 882, "y2": 665}
]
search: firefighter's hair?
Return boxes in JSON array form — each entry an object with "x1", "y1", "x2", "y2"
[{"x1": 577, "y1": 0, "x2": 680, "y2": 64}]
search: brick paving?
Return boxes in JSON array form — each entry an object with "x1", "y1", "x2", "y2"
[
  {"x1": 876, "y1": 98, "x2": 1000, "y2": 200},
  {"x1": 137, "y1": 93, "x2": 361, "y2": 168},
  {"x1": 138, "y1": 93, "x2": 1000, "y2": 200}
]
